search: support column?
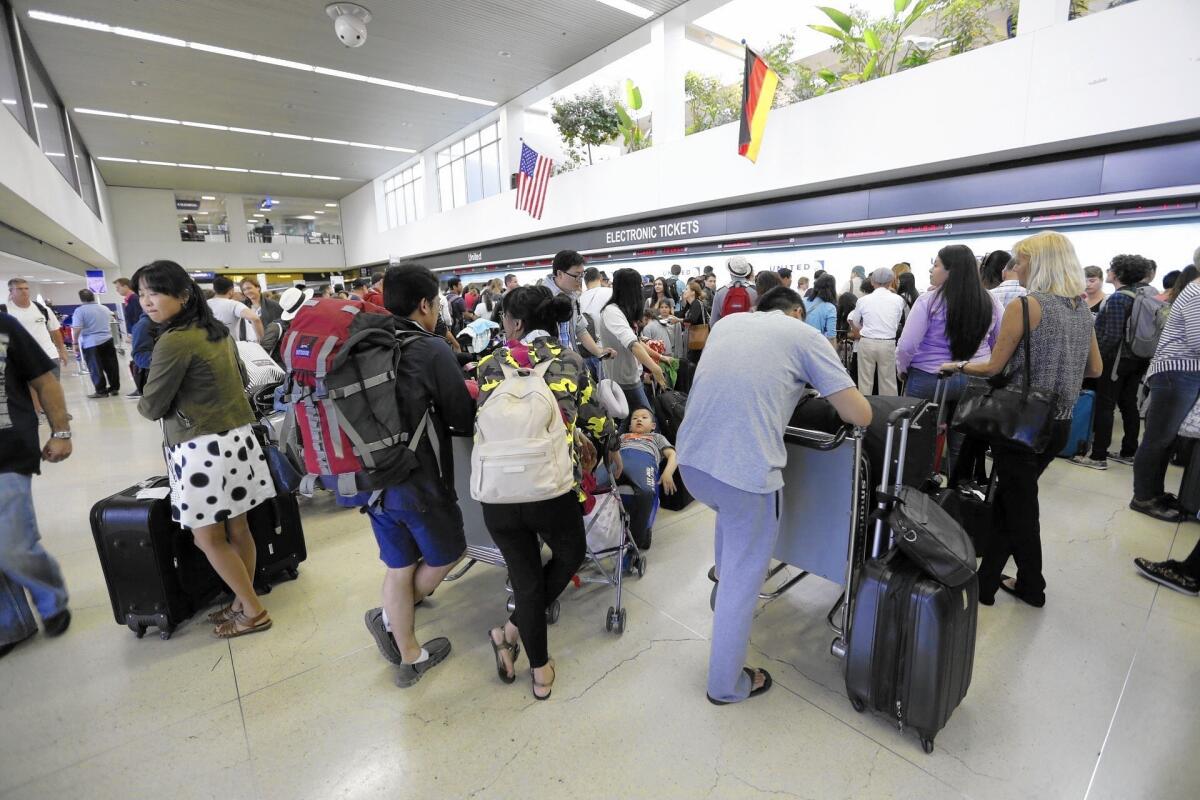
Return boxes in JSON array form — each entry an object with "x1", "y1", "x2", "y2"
[
  {"x1": 1016, "y1": 0, "x2": 1072, "y2": 35},
  {"x1": 648, "y1": 13, "x2": 687, "y2": 147},
  {"x1": 224, "y1": 193, "x2": 247, "y2": 244},
  {"x1": 421, "y1": 151, "x2": 439, "y2": 217},
  {"x1": 500, "y1": 104, "x2": 527, "y2": 190}
]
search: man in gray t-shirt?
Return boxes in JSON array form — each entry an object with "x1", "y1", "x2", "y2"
[{"x1": 676, "y1": 287, "x2": 871, "y2": 704}]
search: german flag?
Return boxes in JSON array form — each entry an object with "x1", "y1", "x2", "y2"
[{"x1": 738, "y1": 46, "x2": 779, "y2": 163}]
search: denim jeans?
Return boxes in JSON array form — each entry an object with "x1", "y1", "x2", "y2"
[
  {"x1": 0, "y1": 473, "x2": 69, "y2": 646},
  {"x1": 1133, "y1": 370, "x2": 1200, "y2": 501},
  {"x1": 1090, "y1": 355, "x2": 1147, "y2": 459},
  {"x1": 904, "y1": 368, "x2": 984, "y2": 484}
]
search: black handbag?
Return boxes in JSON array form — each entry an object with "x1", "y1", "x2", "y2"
[
  {"x1": 886, "y1": 486, "x2": 976, "y2": 587},
  {"x1": 252, "y1": 422, "x2": 302, "y2": 494},
  {"x1": 951, "y1": 296, "x2": 1058, "y2": 454}
]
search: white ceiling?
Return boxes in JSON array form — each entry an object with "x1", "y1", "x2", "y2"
[
  {"x1": 13, "y1": 0, "x2": 687, "y2": 198},
  {"x1": 0, "y1": 248, "x2": 88, "y2": 287}
]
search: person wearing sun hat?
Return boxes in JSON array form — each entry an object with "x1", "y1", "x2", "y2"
[
  {"x1": 261, "y1": 286, "x2": 313, "y2": 365},
  {"x1": 709, "y1": 256, "x2": 757, "y2": 326}
]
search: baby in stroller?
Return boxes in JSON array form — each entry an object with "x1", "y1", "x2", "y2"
[{"x1": 616, "y1": 408, "x2": 678, "y2": 549}]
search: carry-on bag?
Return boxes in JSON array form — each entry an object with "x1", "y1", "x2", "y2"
[
  {"x1": 246, "y1": 492, "x2": 306, "y2": 592},
  {"x1": 651, "y1": 386, "x2": 693, "y2": 511},
  {"x1": 845, "y1": 404, "x2": 978, "y2": 753},
  {"x1": 1180, "y1": 443, "x2": 1200, "y2": 517},
  {"x1": 1057, "y1": 390, "x2": 1096, "y2": 458},
  {"x1": 935, "y1": 474, "x2": 996, "y2": 555},
  {"x1": 90, "y1": 478, "x2": 224, "y2": 639}
]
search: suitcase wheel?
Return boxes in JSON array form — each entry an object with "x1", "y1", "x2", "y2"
[
  {"x1": 159, "y1": 629, "x2": 173, "y2": 641},
  {"x1": 287, "y1": 567, "x2": 300, "y2": 580},
  {"x1": 921, "y1": 737, "x2": 934, "y2": 755},
  {"x1": 849, "y1": 695, "x2": 865, "y2": 713},
  {"x1": 133, "y1": 624, "x2": 147, "y2": 639},
  {"x1": 546, "y1": 600, "x2": 560, "y2": 625}
]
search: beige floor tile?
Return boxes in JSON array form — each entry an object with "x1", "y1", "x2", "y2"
[
  {"x1": 0, "y1": 700, "x2": 256, "y2": 800},
  {"x1": 1085, "y1": 610, "x2": 1200, "y2": 800}
]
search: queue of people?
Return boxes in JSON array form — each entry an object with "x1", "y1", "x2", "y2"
[{"x1": 4, "y1": 235, "x2": 1198, "y2": 710}]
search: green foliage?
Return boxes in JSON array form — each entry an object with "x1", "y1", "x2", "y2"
[
  {"x1": 550, "y1": 86, "x2": 620, "y2": 166},
  {"x1": 684, "y1": 71, "x2": 741, "y2": 134},
  {"x1": 617, "y1": 78, "x2": 652, "y2": 152}
]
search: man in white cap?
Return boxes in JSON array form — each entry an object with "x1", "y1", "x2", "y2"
[
  {"x1": 262, "y1": 286, "x2": 312, "y2": 364},
  {"x1": 709, "y1": 256, "x2": 757, "y2": 326},
  {"x1": 848, "y1": 267, "x2": 906, "y2": 396}
]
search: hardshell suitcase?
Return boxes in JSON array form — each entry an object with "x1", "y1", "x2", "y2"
[
  {"x1": 844, "y1": 549, "x2": 978, "y2": 753},
  {"x1": 246, "y1": 493, "x2": 306, "y2": 592},
  {"x1": 90, "y1": 478, "x2": 223, "y2": 639},
  {"x1": 1058, "y1": 390, "x2": 1095, "y2": 458},
  {"x1": 652, "y1": 388, "x2": 693, "y2": 511},
  {"x1": 1180, "y1": 443, "x2": 1200, "y2": 517}
]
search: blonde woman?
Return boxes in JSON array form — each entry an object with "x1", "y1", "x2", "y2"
[{"x1": 940, "y1": 232, "x2": 1102, "y2": 608}]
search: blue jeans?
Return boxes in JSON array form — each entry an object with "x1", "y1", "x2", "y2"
[
  {"x1": 904, "y1": 368, "x2": 977, "y2": 482},
  {"x1": 1133, "y1": 370, "x2": 1200, "y2": 501},
  {"x1": 618, "y1": 447, "x2": 659, "y2": 549},
  {"x1": 0, "y1": 473, "x2": 69, "y2": 646}
]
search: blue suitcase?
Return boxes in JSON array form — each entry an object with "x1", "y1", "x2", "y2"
[{"x1": 1059, "y1": 390, "x2": 1095, "y2": 458}]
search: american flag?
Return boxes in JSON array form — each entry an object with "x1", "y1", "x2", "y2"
[{"x1": 516, "y1": 143, "x2": 553, "y2": 220}]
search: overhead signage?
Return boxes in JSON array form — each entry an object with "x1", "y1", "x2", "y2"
[
  {"x1": 85, "y1": 269, "x2": 106, "y2": 294},
  {"x1": 260, "y1": 250, "x2": 282, "y2": 262},
  {"x1": 175, "y1": 199, "x2": 201, "y2": 211},
  {"x1": 604, "y1": 217, "x2": 702, "y2": 245},
  {"x1": 189, "y1": 271, "x2": 216, "y2": 281},
  {"x1": 466, "y1": 251, "x2": 483, "y2": 262}
]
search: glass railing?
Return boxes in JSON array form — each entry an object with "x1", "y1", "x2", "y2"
[{"x1": 246, "y1": 232, "x2": 343, "y2": 245}]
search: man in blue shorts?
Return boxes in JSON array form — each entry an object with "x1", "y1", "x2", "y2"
[{"x1": 362, "y1": 264, "x2": 475, "y2": 687}]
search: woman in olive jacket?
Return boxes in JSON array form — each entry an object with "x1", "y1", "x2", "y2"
[{"x1": 134, "y1": 260, "x2": 276, "y2": 638}]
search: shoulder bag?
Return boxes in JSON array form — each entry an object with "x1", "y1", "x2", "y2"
[
  {"x1": 951, "y1": 296, "x2": 1058, "y2": 453},
  {"x1": 686, "y1": 301, "x2": 710, "y2": 351},
  {"x1": 1181, "y1": 395, "x2": 1200, "y2": 439}
]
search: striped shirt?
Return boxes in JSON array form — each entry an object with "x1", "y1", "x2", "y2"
[{"x1": 1148, "y1": 282, "x2": 1200, "y2": 378}]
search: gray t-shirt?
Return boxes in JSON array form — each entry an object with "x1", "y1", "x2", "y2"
[
  {"x1": 596, "y1": 303, "x2": 641, "y2": 386},
  {"x1": 619, "y1": 431, "x2": 673, "y2": 463},
  {"x1": 677, "y1": 310, "x2": 856, "y2": 494}
]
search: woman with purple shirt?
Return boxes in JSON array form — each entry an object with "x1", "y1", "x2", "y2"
[{"x1": 897, "y1": 245, "x2": 1003, "y2": 481}]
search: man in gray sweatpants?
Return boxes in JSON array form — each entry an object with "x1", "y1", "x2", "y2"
[{"x1": 676, "y1": 287, "x2": 871, "y2": 704}]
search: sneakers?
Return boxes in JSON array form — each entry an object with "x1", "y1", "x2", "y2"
[
  {"x1": 1107, "y1": 452, "x2": 1135, "y2": 466},
  {"x1": 1133, "y1": 558, "x2": 1199, "y2": 596},
  {"x1": 394, "y1": 637, "x2": 452, "y2": 688},
  {"x1": 363, "y1": 607, "x2": 403, "y2": 665},
  {"x1": 1070, "y1": 455, "x2": 1108, "y2": 470},
  {"x1": 43, "y1": 609, "x2": 71, "y2": 637},
  {"x1": 1129, "y1": 497, "x2": 1183, "y2": 523},
  {"x1": 125, "y1": 390, "x2": 142, "y2": 399}
]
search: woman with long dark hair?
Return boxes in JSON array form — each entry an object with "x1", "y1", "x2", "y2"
[
  {"x1": 597, "y1": 268, "x2": 668, "y2": 417},
  {"x1": 979, "y1": 250, "x2": 1011, "y2": 291},
  {"x1": 803, "y1": 274, "x2": 838, "y2": 343},
  {"x1": 681, "y1": 280, "x2": 709, "y2": 365},
  {"x1": 134, "y1": 260, "x2": 276, "y2": 637},
  {"x1": 896, "y1": 244, "x2": 1003, "y2": 480},
  {"x1": 896, "y1": 272, "x2": 919, "y2": 308},
  {"x1": 648, "y1": 277, "x2": 674, "y2": 313},
  {"x1": 477, "y1": 285, "x2": 616, "y2": 698}
]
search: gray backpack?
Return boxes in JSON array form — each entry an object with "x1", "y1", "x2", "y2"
[{"x1": 1120, "y1": 287, "x2": 1169, "y2": 360}]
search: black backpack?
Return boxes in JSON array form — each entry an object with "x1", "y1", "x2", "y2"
[{"x1": 0, "y1": 300, "x2": 53, "y2": 328}]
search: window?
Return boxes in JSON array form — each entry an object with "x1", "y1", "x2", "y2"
[
  {"x1": 436, "y1": 122, "x2": 502, "y2": 211},
  {"x1": 21, "y1": 33, "x2": 75, "y2": 189},
  {"x1": 0, "y1": 5, "x2": 28, "y2": 134},
  {"x1": 383, "y1": 162, "x2": 424, "y2": 228},
  {"x1": 71, "y1": 133, "x2": 100, "y2": 218}
]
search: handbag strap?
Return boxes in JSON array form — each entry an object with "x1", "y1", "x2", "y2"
[{"x1": 1019, "y1": 295, "x2": 1033, "y2": 398}]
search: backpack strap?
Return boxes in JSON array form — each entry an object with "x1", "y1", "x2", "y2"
[{"x1": 532, "y1": 360, "x2": 555, "y2": 379}]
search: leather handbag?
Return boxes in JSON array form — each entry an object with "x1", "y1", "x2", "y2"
[
  {"x1": 951, "y1": 296, "x2": 1058, "y2": 454},
  {"x1": 687, "y1": 302, "x2": 710, "y2": 350},
  {"x1": 887, "y1": 486, "x2": 976, "y2": 587}
]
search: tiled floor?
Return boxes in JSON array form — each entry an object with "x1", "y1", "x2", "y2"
[{"x1": 1, "y1": 373, "x2": 1196, "y2": 799}]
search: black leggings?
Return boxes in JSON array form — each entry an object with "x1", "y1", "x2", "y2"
[
  {"x1": 977, "y1": 421, "x2": 1071, "y2": 602},
  {"x1": 482, "y1": 492, "x2": 585, "y2": 668}
]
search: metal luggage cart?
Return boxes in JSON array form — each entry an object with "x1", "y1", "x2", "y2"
[{"x1": 707, "y1": 422, "x2": 869, "y2": 659}]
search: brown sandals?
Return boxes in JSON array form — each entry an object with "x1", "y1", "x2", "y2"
[
  {"x1": 489, "y1": 628, "x2": 520, "y2": 684},
  {"x1": 214, "y1": 609, "x2": 272, "y2": 638},
  {"x1": 207, "y1": 604, "x2": 239, "y2": 624},
  {"x1": 531, "y1": 660, "x2": 555, "y2": 701}
]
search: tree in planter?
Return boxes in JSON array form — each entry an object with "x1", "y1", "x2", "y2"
[
  {"x1": 550, "y1": 86, "x2": 620, "y2": 169},
  {"x1": 685, "y1": 71, "x2": 740, "y2": 134},
  {"x1": 616, "y1": 79, "x2": 652, "y2": 152}
]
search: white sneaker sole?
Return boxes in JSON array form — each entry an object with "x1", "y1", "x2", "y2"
[{"x1": 1134, "y1": 563, "x2": 1199, "y2": 596}]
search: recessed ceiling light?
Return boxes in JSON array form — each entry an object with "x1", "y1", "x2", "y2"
[
  {"x1": 75, "y1": 107, "x2": 415, "y2": 153},
  {"x1": 201, "y1": 195, "x2": 215, "y2": 200},
  {"x1": 54, "y1": 281, "x2": 65, "y2": 284},
  {"x1": 31, "y1": 102, "x2": 48, "y2": 109},
  {"x1": 324, "y1": 203, "x2": 337, "y2": 207},
  {"x1": 44, "y1": 152, "x2": 65, "y2": 157},
  {"x1": 295, "y1": 215, "x2": 316, "y2": 220},
  {"x1": 252, "y1": 213, "x2": 264, "y2": 217},
  {"x1": 2, "y1": 98, "x2": 17, "y2": 105},
  {"x1": 96, "y1": 156, "x2": 137, "y2": 163},
  {"x1": 130, "y1": 80, "x2": 149, "y2": 87},
  {"x1": 28, "y1": 9, "x2": 497, "y2": 107},
  {"x1": 196, "y1": 211, "x2": 209, "y2": 215},
  {"x1": 592, "y1": 0, "x2": 653, "y2": 19},
  {"x1": 94, "y1": 156, "x2": 343, "y2": 179},
  {"x1": 313, "y1": 210, "x2": 324, "y2": 214},
  {"x1": 498, "y1": 50, "x2": 511, "y2": 57}
]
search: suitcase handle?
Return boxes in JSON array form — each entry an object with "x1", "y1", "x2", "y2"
[
  {"x1": 873, "y1": 413, "x2": 913, "y2": 558},
  {"x1": 783, "y1": 425, "x2": 852, "y2": 451}
]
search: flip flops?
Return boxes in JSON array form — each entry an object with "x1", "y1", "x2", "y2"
[{"x1": 706, "y1": 668, "x2": 773, "y2": 705}]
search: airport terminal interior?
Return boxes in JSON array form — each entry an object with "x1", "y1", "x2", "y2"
[{"x1": 1, "y1": 1, "x2": 1198, "y2": 798}]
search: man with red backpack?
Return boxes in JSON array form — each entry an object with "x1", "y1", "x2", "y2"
[{"x1": 708, "y1": 256, "x2": 757, "y2": 327}]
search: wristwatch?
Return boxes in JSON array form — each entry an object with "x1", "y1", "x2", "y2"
[
  {"x1": 51, "y1": 431, "x2": 72, "y2": 440},
  {"x1": 957, "y1": 361, "x2": 970, "y2": 373}
]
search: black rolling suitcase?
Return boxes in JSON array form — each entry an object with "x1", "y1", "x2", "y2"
[
  {"x1": 844, "y1": 405, "x2": 978, "y2": 754},
  {"x1": 90, "y1": 478, "x2": 223, "y2": 639},
  {"x1": 651, "y1": 387, "x2": 694, "y2": 511},
  {"x1": 247, "y1": 492, "x2": 307, "y2": 592}
]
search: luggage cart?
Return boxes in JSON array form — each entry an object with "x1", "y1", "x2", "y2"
[{"x1": 706, "y1": 422, "x2": 869, "y2": 658}]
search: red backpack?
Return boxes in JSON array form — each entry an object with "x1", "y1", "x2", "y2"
[
  {"x1": 279, "y1": 298, "x2": 427, "y2": 497},
  {"x1": 721, "y1": 282, "x2": 753, "y2": 317}
]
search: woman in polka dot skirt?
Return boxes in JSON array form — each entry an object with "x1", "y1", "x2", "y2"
[{"x1": 133, "y1": 260, "x2": 276, "y2": 638}]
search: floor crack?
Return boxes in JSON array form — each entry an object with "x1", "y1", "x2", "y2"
[{"x1": 565, "y1": 637, "x2": 697, "y2": 702}]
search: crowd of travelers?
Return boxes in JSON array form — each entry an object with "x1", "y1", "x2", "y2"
[{"x1": 3, "y1": 234, "x2": 1198, "y2": 708}]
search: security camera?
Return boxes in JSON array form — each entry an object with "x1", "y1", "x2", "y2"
[{"x1": 326, "y1": 3, "x2": 371, "y2": 48}]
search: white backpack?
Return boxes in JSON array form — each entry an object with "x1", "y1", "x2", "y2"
[{"x1": 470, "y1": 360, "x2": 574, "y2": 504}]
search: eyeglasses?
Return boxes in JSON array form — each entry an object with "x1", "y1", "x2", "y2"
[{"x1": 564, "y1": 271, "x2": 584, "y2": 280}]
